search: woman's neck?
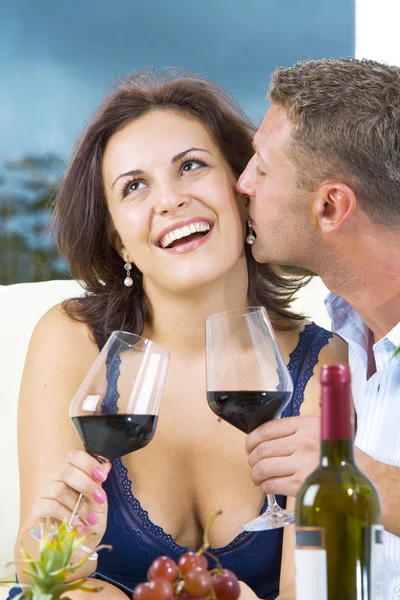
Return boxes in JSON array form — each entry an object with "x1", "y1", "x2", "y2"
[{"x1": 141, "y1": 259, "x2": 249, "y2": 356}]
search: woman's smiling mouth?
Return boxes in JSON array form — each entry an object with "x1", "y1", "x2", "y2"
[{"x1": 156, "y1": 217, "x2": 214, "y2": 254}]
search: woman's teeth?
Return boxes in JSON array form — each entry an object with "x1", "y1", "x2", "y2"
[{"x1": 160, "y1": 222, "x2": 211, "y2": 249}]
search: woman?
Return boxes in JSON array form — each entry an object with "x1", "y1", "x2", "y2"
[{"x1": 11, "y1": 70, "x2": 347, "y2": 600}]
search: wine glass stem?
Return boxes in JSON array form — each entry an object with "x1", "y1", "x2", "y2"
[
  {"x1": 68, "y1": 493, "x2": 85, "y2": 529},
  {"x1": 267, "y1": 494, "x2": 283, "y2": 514}
]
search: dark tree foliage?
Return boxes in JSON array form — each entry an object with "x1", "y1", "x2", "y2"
[{"x1": 1, "y1": 153, "x2": 69, "y2": 284}]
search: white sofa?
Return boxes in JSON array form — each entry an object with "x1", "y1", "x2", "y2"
[
  {"x1": 0, "y1": 277, "x2": 330, "y2": 598},
  {"x1": 0, "y1": 280, "x2": 85, "y2": 597}
]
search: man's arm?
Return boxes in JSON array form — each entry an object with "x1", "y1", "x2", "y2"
[{"x1": 355, "y1": 447, "x2": 400, "y2": 536}]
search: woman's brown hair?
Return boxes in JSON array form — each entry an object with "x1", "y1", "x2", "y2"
[{"x1": 55, "y1": 69, "x2": 307, "y2": 347}]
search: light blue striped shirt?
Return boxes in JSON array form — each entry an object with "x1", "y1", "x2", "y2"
[{"x1": 325, "y1": 293, "x2": 400, "y2": 599}]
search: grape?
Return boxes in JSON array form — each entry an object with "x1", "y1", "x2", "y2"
[
  {"x1": 178, "y1": 552, "x2": 208, "y2": 574},
  {"x1": 133, "y1": 582, "x2": 153, "y2": 600},
  {"x1": 212, "y1": 569, "x2": 241, "y2": 600},
  {"x1": 148, "y1": 556, "x2": 178, "y2": 582},
  {"x1": 149, "y1": 578, "x2": 174, "y2": 600},
  {"x1": 184, "y1": 567, "x2": 213, "y2": 597}
]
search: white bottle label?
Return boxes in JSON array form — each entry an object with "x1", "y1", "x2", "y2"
[
  {"x1": 295, "y1": 525, "x2": 384, "y2": 600},
  {"x1": 295, "y1": 549, "x2": 328, "y2": 600},
  {"x1": 295, "y1": 527, "x2": 328, "y2": 600},
  {"x1": 370, "y1": 525, "x2": 384, "y2": 600}
]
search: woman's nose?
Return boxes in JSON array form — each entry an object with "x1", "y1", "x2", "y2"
[{"x1": 154, "y1": 191, "x2": 191, "y2": 215}]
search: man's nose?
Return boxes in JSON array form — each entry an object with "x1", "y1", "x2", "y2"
[{"x1": 236, "y1": 156, "x2": 256, "y2": 197}]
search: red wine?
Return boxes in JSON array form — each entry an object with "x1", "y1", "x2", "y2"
[
  {"x1": 207, "y1": 390, "x2": 292, "y2": 434},
  {"x1": 295, "y1": 365, "x2": 383, "y2": 600},
  {"x1": 72, "y1": 414, "x2": 158, "y2": 461}
]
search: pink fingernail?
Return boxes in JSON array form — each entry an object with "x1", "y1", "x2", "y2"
[
  {"x1": 92, "y1": 467, "x2": 107, "y2": 482},
  {"x1": 87, "y1": 512, "x2": 99, "y2": 525},
  {"x1": 79, "y1": 521, "x2": 89, "y2": 532},
  {"x1": 93, "y1": 488, "x2": 107, "y2": 504}
]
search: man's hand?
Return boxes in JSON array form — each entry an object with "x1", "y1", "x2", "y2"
[{"x1": 246, "y1": 416, "x2": 320, "y2": 497}]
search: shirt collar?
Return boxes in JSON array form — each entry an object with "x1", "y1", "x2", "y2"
[
  {"x1": 324, "y1": 292, "x2": 369, "y2": 365},
  {"x1": 325, "y1": 292, "x2": 400, "y2": 368}
]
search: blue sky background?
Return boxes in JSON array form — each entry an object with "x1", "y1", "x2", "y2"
[{"x1": 1, "y1": 0, "x2": 355, "y2": 161}]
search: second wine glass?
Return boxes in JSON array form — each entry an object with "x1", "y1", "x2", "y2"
[{"x1": 206, "y1": 306, "x2": 294, "y2": 531}]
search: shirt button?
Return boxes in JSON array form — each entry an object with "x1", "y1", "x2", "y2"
[{"x1": 395, "y1": 584, "x2": 400, "y2": 596}]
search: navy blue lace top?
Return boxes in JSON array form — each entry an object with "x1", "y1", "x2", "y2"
[{"x1": 7, "y1": 322, "x2": 332, "y2": 600}]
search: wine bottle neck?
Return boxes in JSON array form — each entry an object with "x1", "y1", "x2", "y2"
[
  {"x1": 320, "y1": 439, "x2": 354, "y2": 465},
  {"x1": 320, "y1": 366, "x2": 354, "y2": 465}
]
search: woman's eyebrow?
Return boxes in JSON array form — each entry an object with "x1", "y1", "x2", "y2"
[
  {"x1": 171, "y1": 147, "x2": 212, "y2": 163},
  {"x1": 111, "y1": 147, "x2": 213, "y2": 188}
]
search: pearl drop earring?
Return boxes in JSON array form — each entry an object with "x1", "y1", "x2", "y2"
[
  {"x1": 123, "y1": 261, "x2": 133, "y2": 287},
  {"x1": 246, "y1": 220, "x2": 256, "y2": 245}
]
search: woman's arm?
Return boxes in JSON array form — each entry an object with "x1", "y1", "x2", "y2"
[
  {"x1": 15, "y1": 304, "x2": 107, "y2": 582},
  {"x1": 276, "y1": 497, "x2": 296, "y2": 600},
  {"x1": 273, "y1": 333, "x2": 349, "y2": 598},
  {"x1": 58, "y1": 579, "x2": 130, "y2": 599}
]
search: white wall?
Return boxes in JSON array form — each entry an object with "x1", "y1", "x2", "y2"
[{"x1": 355, "y1": 0, "x2": 400, "y2": 64}]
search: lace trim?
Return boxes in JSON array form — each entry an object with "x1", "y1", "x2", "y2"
[
  {"x1": 101, "y1": 353, "x2": 121, "y2": 414},
  {"x1": 110, "y1": 322, "x2": 333, "y2": 556},
  {"x1": 282, "y1": 322, "x2": 333, "y2": 418}
]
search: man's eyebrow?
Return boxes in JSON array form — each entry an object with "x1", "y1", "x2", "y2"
[
  {"x1": 171, "y1": 147, "x2": 212, "y2": 164},
  {"x1": 112, "y1": 169, "x2": 145, "y2": 189}
]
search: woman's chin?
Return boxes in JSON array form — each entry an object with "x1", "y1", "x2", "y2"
[{"x1": 158, "y1": 270, "x2": 225, "y2": 295}]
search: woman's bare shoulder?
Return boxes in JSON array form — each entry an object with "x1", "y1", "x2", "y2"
[
  {"x1": 294, "y1": 317, "x2": 348, "y2": 365},
  {"x1": 275, "y1": 317, "x2": 348, "y2": 367},
  {"x1": 33, "y1": 300, "x2": 93, "y2": 342},
  {"x1": 294, "y1": 321, "x2": 348, "y2": 416},
  {"x1": 27, "y1": 300, "x2": 99, "y2": 375},
  {"x1": 301, "y1": 318, "x2": 347, "y2": 358}
]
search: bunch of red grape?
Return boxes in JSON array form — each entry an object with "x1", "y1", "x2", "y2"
[{"x1": 133, "y1": 552, "x2": 241, "y2": 600}]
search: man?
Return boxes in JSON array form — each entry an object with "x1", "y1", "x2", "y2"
[{"x1": 237, "y1": 58, "x2": 400, "y2": 598}]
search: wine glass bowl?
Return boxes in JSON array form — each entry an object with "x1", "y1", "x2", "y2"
[
  {"x1": 31, "y1": 331, "x2": 169, "y2": 556},
  {"x1": 69, "y1": 331, "x2": 169, "y2": 463},
  {"x1": 206, "y1": 306, "x2": 295, "y2": 531}
]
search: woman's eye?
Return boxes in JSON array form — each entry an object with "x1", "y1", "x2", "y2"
[
  {"x1": 122, "y1": 179, "x2": 146, "y2": 197},
  {"x1": 181, "y1": 159, "x2": 206, "y2": 174}
]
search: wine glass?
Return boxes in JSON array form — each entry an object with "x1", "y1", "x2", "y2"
[
  {"x1": 206, "y1": 306, "x2": 294, "y2": 531},
  {"x1": 31, "y1": 330, "x2": 169, "y2": 557}
]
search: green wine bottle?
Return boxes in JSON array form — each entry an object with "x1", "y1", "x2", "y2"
[{"x1": 295, "y1": 365, "x2": 384, "y2": 600}]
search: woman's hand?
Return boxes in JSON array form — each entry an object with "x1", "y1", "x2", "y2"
[{"x1": 29, "y1": 449, "x2": 112, "y2": 549}]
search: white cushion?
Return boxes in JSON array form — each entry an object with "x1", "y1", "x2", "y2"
[{"x1": 0, "y1": 280, "x2": 85, "y2": 583}]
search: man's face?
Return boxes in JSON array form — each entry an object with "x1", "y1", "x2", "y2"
[{"x1": 237, "y1": 104, "x2": 316, "y2": 268}]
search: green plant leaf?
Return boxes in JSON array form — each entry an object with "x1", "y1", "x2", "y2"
[{"x1": 51, "y1": 579, "x2": 102, "y2": 595}]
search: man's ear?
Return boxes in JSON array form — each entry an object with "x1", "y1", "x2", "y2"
[{"x1": 314, "y1": 181, "x2": 357, "y2": 233}]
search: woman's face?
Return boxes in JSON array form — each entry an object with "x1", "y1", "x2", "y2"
[{"x1": 102, "y1": 109, "x2": 247, "y2": 293}]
